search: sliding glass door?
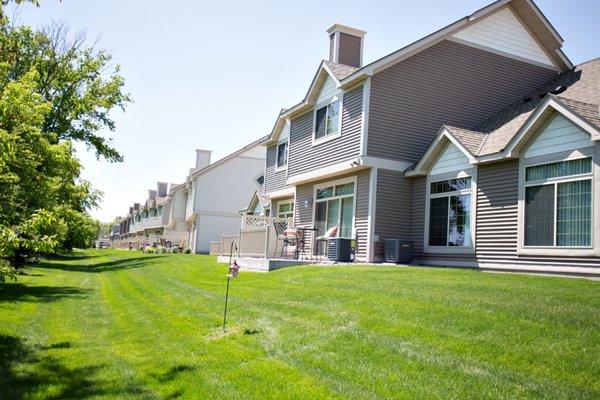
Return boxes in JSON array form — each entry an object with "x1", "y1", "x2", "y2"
[{"x1": 314, "y1": 181, "x2": 355, "y2": 238}]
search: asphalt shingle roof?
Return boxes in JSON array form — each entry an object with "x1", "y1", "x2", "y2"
[
  {"x1": 445, "y1": 58, "x2": 600, "y2": 156},
  {"x1": 324, "y1": 60, "x2": 358, "y2": 80},
  {"x1": 444, "y1": 126, "x2": 487, "y2": 155}
]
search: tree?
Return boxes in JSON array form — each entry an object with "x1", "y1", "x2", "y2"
[
  {"x1": 98, "y1": 216, "x2": 122, "y2": 237},
  {"x1": 0, "y1": 18, "x2": 131, "y2": 161},
  {"x1": 0, "y1": 3, "x2": 129, "y2": 281}
]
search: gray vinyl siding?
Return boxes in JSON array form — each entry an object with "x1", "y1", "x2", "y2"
[
  {"x1": 354, "y1": 170, "x2": 370, "y2": 260},
  {"x1": 288, "y1": 84, "x2": 363, "y2": 178},
  {"x1": 329, "y1": 33, "x2": 335, "y2": 62},
  {"x1": 293, "y1": 170, "x2": 370, "y2": 261},
  {"x1": 269, "y1": 197, "x2": 294, "y2": 218},
  {"x1": 264, "y1": 144, "x2": 288, "y2": 193},
  {"x1": 410, "y1": 176, "x2": 476, "y2": 264},
  {"x1": 293, "y1": 182, "x2": 316, "y2": 254},
  {"x1": 476, "y1": 160, "x2": 600, "y2": 270},
  {"x1": 367, "y1": 40, "x2": 557, "y2": 162},
  {"x1": 373, "y1": 170, "x2": 412, "y2": 260},
  {"x1": 338, "y1": 33, "x2": 361, "y2": 68},
  {"x1": 476, "y1": 160, "x2": 519, "y2": 263},
  {"x1": 407, "y1": 160, "x2": 600, "y2": 270}
]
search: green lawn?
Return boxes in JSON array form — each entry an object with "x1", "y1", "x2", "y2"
[{"x1": 0, "y1": 250, "x2": 598, "y2": 399}]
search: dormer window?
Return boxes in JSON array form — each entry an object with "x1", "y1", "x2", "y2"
[
  {"x1": 276, "y1": 140, "x2": 288, "y2": 168},
  {"x1": 276, "y1": 123, "x2": 289, "y2": 170},
  {"x1": 314, "y1": 99, "x2": 340, "y2": 141}
]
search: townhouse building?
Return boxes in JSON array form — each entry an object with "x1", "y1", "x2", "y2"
[
  {"x1": 115, "y1": 182, "x2": 187, "y2": 248},
  {"x1": 184, "y1": 140, "x2": 266, "y2": 253},
  {"x1": 259, "y1": 0, "x2": 600, "y2": 275}
]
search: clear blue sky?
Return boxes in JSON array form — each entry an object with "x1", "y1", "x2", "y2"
[{"x1": 9, "y1": 0, "x2": 600, "y2": 222}]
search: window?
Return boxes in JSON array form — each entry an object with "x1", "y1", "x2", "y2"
[
  {"x1": 277, "y1": 201, "x2": 294, "y2": 219},
  {"x1": 524, "y1": 157, "x2": 592, "y2": 247},
  {"x1": 314, "y1": 99, "x2": 340, "y2": 141},
  {"x1": 314, "y1": 180, "x2": 355, "y2": 238},
  {"x1": 276, "y1": 141, "x2": 288, "y2": 168},
  {"x1": 428, "y1": 177, "x2": 472, "y2": 247},
  {"x1": 158, "y1": 206, "x2": 163, "y2": 216},
  {"x1": 152, "y1": 208, "x2": 158, "y2": 217},
  {"x1": 255, "y1": 175, "x2": 264, "y2": 186}
]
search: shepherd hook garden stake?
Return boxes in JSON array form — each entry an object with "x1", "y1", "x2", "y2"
[{"x1": 223, "y1": 242, "x2": 238, "y2": 332}]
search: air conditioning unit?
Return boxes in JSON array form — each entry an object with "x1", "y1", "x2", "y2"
[
  {"x1": 385, "y1": 239, "x2": 413, "y2": 264},
  {"x1": 327, "y1": 238, "x2": 352, "y2": 262}
]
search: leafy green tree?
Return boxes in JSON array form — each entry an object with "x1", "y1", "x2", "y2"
[
  {"x1": 98, "y1": 216, "x2": 122, "y2": 237},
  {"x1": 0, "y1": 16, "x2": 131, "y2": 161},
  {"x1": 0, "y1": 3, "x2": 129, "y2": 280},
  {"x1": 57, "y1": 207, "x2": 100, "y2": 251}
]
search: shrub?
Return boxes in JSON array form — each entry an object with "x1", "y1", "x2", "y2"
[
  {"x1": 0, "y1": 260, "x2": 17, "y2": 283},
  {"x1": 160, "y1": 247, "x2": 167, "y2": 254},
  {"x1": 138, "y1": 246, "x2": 144, "y2": 252},
  {"x1": 184, "y1": 248, "x2": 192, "y2": 254},
  {"x1": 145, "y1": 248, "x2": 154, "y2": 254}
]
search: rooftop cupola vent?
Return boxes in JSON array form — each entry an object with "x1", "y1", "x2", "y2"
[{"x1": 327, "y1": 24, "x2": 366, "y2": 68}]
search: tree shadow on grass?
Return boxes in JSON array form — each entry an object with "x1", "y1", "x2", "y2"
[
  {"x1": 150, "y1": 364, "x2": 196, "y2": 384},
  {"x1": 36, "y1": 256, "x2": 163, "y2": 273},
  {"x1": 46, "y1": 253, "x2": 101, "y2": 261},
  {"x1": 0, "y1": 334, "x2": 154, "y2": 399},
  {"x1": 0, "y1": 284, "x2": 89, "y2": 303}
]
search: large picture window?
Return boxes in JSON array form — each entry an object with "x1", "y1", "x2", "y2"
[
  {"x1": 314, "y1": 181, "x2": 354, "y2": 238},
  {"x1": 314, "y1": 100, "x2": 340, "y2": 141},
  {"x1": 524, "y1": 157, "x2": 592, "y2": 247},
  {"x1": 428, "y1": 177, "x2": 472, "y2": 247}
]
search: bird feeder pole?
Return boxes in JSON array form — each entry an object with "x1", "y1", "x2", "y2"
[{"x1": 222, "y1": 241, "x2": 238, "y2": 332}]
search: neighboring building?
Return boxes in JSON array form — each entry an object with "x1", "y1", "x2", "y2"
[
  {"x1": 184, "y1": 139, "x2": 267, "y2": 253},
  {"x1": 257, "y1": 0, "x2": 600, "y2": 275},
  {"x1": 114, "y1": 182, "x2": 187, "y2": 248},
  {"x1": 109, "y1": 224, "x2": 121, "y2": 243}
]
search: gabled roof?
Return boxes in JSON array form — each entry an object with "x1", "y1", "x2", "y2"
[
  {"x1": 267, "y1": 60, "x2": 356, "y2": 144},
  {"x1": 239, "y1": 190, "x2": 270, "y2": 214},
  {"x1": 267, "y1": 0, "x2": 571, "y2": 146},
  {"x1": 445, "y1": 126, "x2": 488, "y2": 155},
  {"x1": 168, "y1": 182, "x2": 185, "y2": 194},
  {"x1": 455, "y1": 59, "x2": 599, "y2": 156},
  {"x1": 340, "y1": 0, "x2": 571, "y2": 85},
  {"x1": 408, "y1": 59, "x2": 600, "y2": 175},
  {"x1": 473, "y1": 58, "x2": 600, "y2": 156},
  {"x1": 407, "y1": 126, "x2": 480, "y2": 176},
  {"x1": 188, "y1": 134, "x2": 268, "y2": 181},
  {"x1": 324, "y1": 60, "x2": 358, "y2": 80}
]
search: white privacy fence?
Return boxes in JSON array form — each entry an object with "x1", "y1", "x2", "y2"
[{"x1": 236, "y1": 216, "x2": 293, "y2": 258}]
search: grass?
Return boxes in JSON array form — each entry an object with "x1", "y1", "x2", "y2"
[{"x1": 0, "y1": 249, "x2": 598, "y2": 399}]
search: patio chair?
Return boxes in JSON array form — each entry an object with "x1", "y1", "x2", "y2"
[
  {"x1": 273, "y1": 220, "x2": 291, "y2": 258},
  {"x1": 315, "y1": 226, "x2": 338, "y2": 260}
]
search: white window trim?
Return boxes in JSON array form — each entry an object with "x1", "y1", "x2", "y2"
[
  {"x1": 312, "y1": 176, "x2": 357, "y2": 239},
  {"x1": 312, "y1": 95, "x2": 343, "y2": 147},
  {"x1": 275, "y1": 140, "x2": 289, "y2": 172},
  {"x1": 517, "y1": 149, "x2": 599, "y2": 256},
  {"x1": 276, "y1": 199, "x2": 294, "y2": 219},
  {"x1": 424, "y1": 168, "x2": 477, "y2": 254}
]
